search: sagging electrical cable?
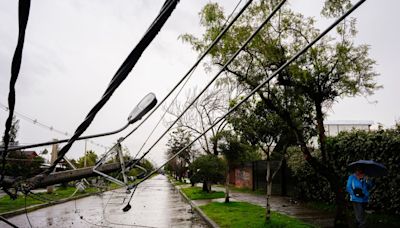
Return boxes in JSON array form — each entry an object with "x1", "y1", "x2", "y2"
[
  {"x1": 132, "y1": 0, "x2": 250, "y2": 161},
  {"x1": 24, "y1": 195, "x2": 33, "y2": 228},
  {"x1": 123, "y1": 0, "x2": 367, "y2": 210},
  {"x1": 24, "y1": 0, "x2": 180, "y2": 188},
  {"x1": 95, "y1": 0, "x2": 253, "y2": 169},
  {"x1": 1, "y1": 0, "x2": 31, "y2": 186},
  {"x1": 128, "y1": 0, "x2": 287, "y2": 171},
  {"x1": 0, "y1": 102, "x2": 108, "y2": 149}
]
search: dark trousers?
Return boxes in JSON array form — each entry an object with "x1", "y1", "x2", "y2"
[{"x1": 352, "y1": 202, "x2": 367, "y2": 228}]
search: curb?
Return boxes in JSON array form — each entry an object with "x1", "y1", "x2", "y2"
[
  {"x1": 0, "y1": 190, "x2": 106, "y2": 218},
  {"x1": 172, "y1": 184, "x2": 220, "y2": 228}
]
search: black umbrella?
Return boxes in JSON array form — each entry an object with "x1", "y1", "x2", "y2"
[{"x1": 348, "y1": 160, "x2": 388, "y2": 177}]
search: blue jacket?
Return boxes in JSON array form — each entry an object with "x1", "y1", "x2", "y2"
[{"x1": 346, "y1": 174, "x2": 374, "y2": 203}]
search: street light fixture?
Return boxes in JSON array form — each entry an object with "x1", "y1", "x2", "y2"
[
  {"x1": 0, "y1": 92, "x2": 158, "y2": 152},
  {"x1": 92, "y1": 93, "x2": 157, "y2": 188}
]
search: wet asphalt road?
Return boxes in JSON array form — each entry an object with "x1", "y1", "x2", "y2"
[{"x1": 7, "y1": 175, "x2": 208, "y2": 228}]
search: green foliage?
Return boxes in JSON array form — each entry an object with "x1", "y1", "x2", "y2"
[
  {"x1": 5, "y1": 152, "x2": 45, "y2": 178},
  {"x1": 181, "y1": 186, "x2": 224, "y2": 200},
  {"x1": 200, "y1": 202, "x2": 313, "y2": 228},
  {"x1": 216, "y1": 130, "x2": 260, "y2": 166},
  {"x1": 76, "y1": 150, "x2": 98, "y2": 168},
  {"x1": 1, "y1": 116, "x2": 19, "y2": 146},
  {"x1": 164, "y1": 128, "x2": 193, "y2": 180},
  {"x1": 128, "y1": 158, "x2": 154, "y2": 178},
  {"x1": 228, "y1": 99, "x2": 282, "y2": 148},
  {"x1": 321, "y1": 0, "x2": 352, "y2": 18},
  {"x1": 288, "y1": 126, "x2": 400, "y2": 214},
  {"x1": 287, "y1": 146, "x2": 334, "y2": 202},
  {"x1": 189, "y1": 154, "x2": 226, "y2": 184},
  {"x1": 140, "y1": 159, "x2": 154, "y2": 172},
  {"x1": 166, "y1": 127, "x2": 193, "y2": 164}
]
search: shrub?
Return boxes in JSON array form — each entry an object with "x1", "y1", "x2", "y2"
[{"x1": 288, "y1": 126, "x2": 400, "y2": 214}]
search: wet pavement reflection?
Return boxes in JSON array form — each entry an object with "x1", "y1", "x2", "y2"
[{"x1": 8, "y1": 175, "x2": 208, "y2": 228}]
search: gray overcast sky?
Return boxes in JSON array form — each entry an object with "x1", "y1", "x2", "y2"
[{"x1": 1, "y1": 0, "x2": 399, "y2": 166}]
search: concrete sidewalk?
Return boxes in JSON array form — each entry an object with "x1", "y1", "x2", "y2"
[{"x1": 186, "y1": 184, "x2": 334, "y2": 228}]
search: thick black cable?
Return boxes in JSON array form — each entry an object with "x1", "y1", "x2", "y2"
[
  {"x1": 24, "y1": 195, "x2": 33, "y2": 228},
  {"x1": 132, "y1": 0, "x2": 249, "y2": 160},
  {"x1": 0, "y1": 216, "x2": 18, "y2": 228},
  {"x1": 1, "y1": 0, "x2": 31, "y2": 185},
  {"x1": 130, "y1": 0, "x2": 287, "y2": 169},
  {"x1": 130, "y1": 0, "x2": 367, "y2": 190},
  {"x1": 37, "y1": 0, "x2": 179, "y2": 178}
]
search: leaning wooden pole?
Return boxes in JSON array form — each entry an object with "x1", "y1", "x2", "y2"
[{"x1": 2, "y1": 160, "x2": 137, "y2": 190}]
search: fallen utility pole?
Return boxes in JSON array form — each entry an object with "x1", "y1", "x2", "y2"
[{"x1": 2, "y1": 160, "x2": 138, "y2": 190}]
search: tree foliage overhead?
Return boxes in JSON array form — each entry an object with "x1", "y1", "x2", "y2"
[{"x1": 181, "y1": 1, "x2": 379, "y2": 107}]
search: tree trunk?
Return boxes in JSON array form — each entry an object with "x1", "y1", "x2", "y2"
[
  {"x1": 334, "y1": 184, "x2": 349, "y2": 227},
  {"x1": 225, "y1": 166, "x2": 230, "y2": 203},
  {"x1": 281, "y1": 157, "x2": 287, "y2": 196},
  {"x1": 265, "y1": 155, "x2": 272, "y2": 222},
  {"x1": 315, "y1": 101, "x2": 328, "y2": 163},
  {"x1": 202, "y1": 181, "x2": 209, "y2": 192}
]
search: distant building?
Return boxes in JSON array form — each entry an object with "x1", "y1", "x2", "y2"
[{"x1": 324, "y1": 120, "x2": 374, "y2": 136}]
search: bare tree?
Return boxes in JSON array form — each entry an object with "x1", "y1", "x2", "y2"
[{"x1": 166, "y1": 86, "x2": 232, "y2": 155}]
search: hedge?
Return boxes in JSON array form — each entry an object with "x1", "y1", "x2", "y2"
[{"x1": 287, "y1": 125, "x2": 400, "y2": 214}]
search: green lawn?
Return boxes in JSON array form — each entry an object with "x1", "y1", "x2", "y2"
[
  {"x1": 172, "y1": 180, "x2": 188, "y2": 186},
  {"x1": 200, "y1": 202, "x2": 314, "y2": 228},
  {"x1": 181, "y1": 186, "x2": 225, "y2": 200},
  {"x1": 0, "y1": 186, "x2": 98, "y2": 214},
  {"x1": 167, "y1": 175, "x2": 188, "y2": 186}
]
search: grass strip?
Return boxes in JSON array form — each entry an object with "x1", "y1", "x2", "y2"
[
  {"x1": 181, "y1": 186, "x2": 225, "y2": 200},
  {"x1": 200, "y1": 202, "x2": 313, "y2": 228},
  {"x1": 0, "y1": 186, "x2": 99, "y2": 213}
]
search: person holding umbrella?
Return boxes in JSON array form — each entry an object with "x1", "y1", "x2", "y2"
[{"x1": 346, "y1": 160, "x2": 387, "y2": 228}]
